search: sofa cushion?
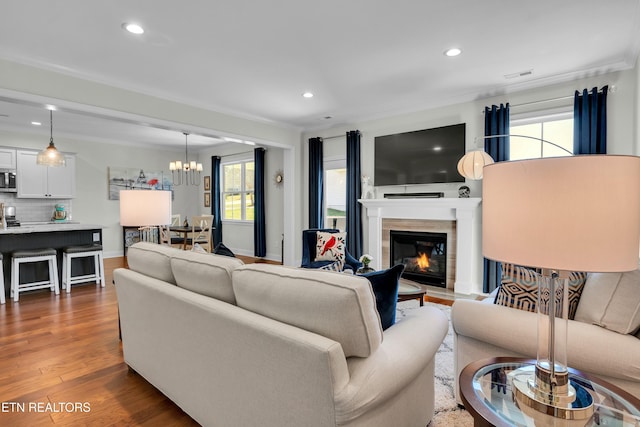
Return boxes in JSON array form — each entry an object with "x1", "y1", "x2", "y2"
[
  {"x1": 574, "y1": 270, "x2": 640, "y2": 334},
  {"x1": 361, "y1": 264, "x2": 404, "y2": 330},
  {"x1": 170, "y1": 250, "x2": 244, "y2": 304},
  {"x1": 314, "y1": 231, "x2": 346, "y2": 263},
  {"x1": 318, "y1": 260, "x2": 344, "y2": 272},
  {"x1": 127, "y1": 242, "x2": 177, "y2": 284},
  {"x1": 495, "y1": 264, "x2": 586, "y2": 319},
  {"x1": 232, "y1": 264, "x2": 382, "y2": 358}
]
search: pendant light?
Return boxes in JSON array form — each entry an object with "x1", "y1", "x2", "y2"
[
  {"x1": 170, "y1": 132, "x2": 202, "y2": 186},
  {"x1": 36, "y1": 109, "x2": 66, "y2": 167}
]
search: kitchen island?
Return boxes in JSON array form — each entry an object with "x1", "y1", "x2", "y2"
[{"x1": 0, "y1": 222, "x2": 103, "y2": 299}]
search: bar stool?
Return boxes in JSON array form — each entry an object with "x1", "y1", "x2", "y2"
[
  {"x1": 62, "y1": 244, "x2": 105, "y2": 292},
  {"x1": 0, "y1": 253, "x2": 5, "y2": 305},
  {"x1": 11, "y1": 248, "x2": 60, "y2": 302}
]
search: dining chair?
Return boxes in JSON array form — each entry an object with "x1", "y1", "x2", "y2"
[
  {"x1": 159, "y1": 225, "x2": 171, "y2": 246},
  {"x1": 169, "y1": 214, "x2": 186, "y2": 248},
  {"x1": 188, "y1": 215, "x2": 213, "y2": 252}
]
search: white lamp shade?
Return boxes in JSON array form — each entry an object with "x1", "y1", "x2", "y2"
[
  {"x1": 483, "y1": 155, "x2": 640, "y2": 272},
  {"x1": 457, "y1": 150, "x2": 494, "y2": 180},
  {"x1": 119, "y1": 190, "x2": 172, "y2": 226}
]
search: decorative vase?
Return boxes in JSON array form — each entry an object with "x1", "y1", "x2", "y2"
[{"x1": 356, "y1": 266, "x2": 375, "y2": 275}]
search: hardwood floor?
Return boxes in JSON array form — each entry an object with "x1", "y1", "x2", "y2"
[
  {"x1": 0, "y1": 256, "x2": 451, "y2": 426},
  {"x1": 0, "y1": 257, "x2": 199, "y2": 426}
]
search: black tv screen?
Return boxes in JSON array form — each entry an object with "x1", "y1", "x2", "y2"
[{"x1": 374, "y1": 123, "x2": 465, "y2": 186}]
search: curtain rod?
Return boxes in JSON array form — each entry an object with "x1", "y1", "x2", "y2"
[
  {"x1": 482, "y1": 85, "x2": 613, "y2": 113},
  {"x1": 214, "y1": 149, "x2": 264, "y2": 158}
]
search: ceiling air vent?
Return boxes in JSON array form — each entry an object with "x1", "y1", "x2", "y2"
[{"x1": 504, "y1": 69, "x2": 533, "y2": 79}]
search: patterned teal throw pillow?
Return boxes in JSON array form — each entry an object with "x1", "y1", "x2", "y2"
[{"x1": 495, "y1": 264, "x2": 587, "y2": 320}]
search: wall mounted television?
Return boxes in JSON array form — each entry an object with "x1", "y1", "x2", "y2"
[{"x1": 374, "y1": 123, "x2": 465, "y2": 186}]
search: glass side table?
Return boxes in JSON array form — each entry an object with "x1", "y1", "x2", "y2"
[{"x1": 459, "y1": 357, "x2": 640, "y2": 427}]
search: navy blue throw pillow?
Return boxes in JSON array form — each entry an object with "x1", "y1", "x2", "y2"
[
  {"x1": 362, "y1": 264, "x2": 405, "y2": 330},
  {"x1": 213, "y1": 242, "x2": 236, "y2": 258}
]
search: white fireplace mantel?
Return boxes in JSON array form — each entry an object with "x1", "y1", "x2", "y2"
[{"x1": 360, "y1": 198, "x2": 483, "y2": 295}]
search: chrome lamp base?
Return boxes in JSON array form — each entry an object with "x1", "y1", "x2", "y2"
[{"x1": 510, "y1": 365, "x2": 594, "y2": 420}]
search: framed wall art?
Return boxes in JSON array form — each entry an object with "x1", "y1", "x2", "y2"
[{"x1": 108, "y1": 167, "x2": 173, "y2": 200}]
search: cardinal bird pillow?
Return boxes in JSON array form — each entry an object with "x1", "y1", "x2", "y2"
[{"x1": 315, "y1": 231, "x2": 347, "y2": 264}]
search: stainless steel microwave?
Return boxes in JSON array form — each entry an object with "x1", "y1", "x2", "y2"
[{"x1": 0, "y1": 170, "x2": 17, "y2": 192}]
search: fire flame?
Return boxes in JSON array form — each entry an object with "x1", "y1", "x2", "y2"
[{"x1": 416, "y1": 252, "x2": 430, "y2": 270}]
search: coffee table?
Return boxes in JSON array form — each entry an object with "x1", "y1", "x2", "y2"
[
  {"x1": 397, "y1": 279, "x2": 427, "y2": 306},
  {"x1": 459, "y1": 357, "x2": 640, "y2": 427}
]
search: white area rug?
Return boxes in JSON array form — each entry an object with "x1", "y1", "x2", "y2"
[{"x1": 396, "y1": 300, "x2": 474, "y2": 427}]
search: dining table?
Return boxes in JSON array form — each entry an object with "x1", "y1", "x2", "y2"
[{"x1": 169, "y1": 225, "x2": 203, "y2": 250}]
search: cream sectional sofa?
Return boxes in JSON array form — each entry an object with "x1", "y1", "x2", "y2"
[
  {"x1": 452, "y1": 271, "x2": 640, "y2": 403},
  {"x1": 114, "y1": 242, "x2": 449, "y2": 427}
]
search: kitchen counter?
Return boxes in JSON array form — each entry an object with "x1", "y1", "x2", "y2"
[
  {"x1": 0, "y1": 224, "x2": 103, "y2": 298},
  {"x1": 0, "y1": 222, "x2": 103, "y2": 234}
]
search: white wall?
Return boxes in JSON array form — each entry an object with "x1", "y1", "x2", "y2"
[{"x1": 303, "y1": 67, "x2": 639, "y2": 263}]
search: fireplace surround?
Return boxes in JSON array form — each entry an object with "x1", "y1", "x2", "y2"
[{"x1": 360, "y1": 197, "x2": 482, "y2": 295}]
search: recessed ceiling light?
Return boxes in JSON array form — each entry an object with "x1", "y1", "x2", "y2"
[
  {"x1": 444, "y1": 48, "x2": 462, "y2": 57},
  {"x1": 302, "y1": 92, "x2": 314, "y2": 98},
  {"x1": 31, "y1": 121, "x2": 41, "y2": 126},
  {"x1": 433, "y1": 146, "x2": 442, "y2": 151},
  {"x1": 122, "y1": 23, "x2": 144, "y2": 35}
]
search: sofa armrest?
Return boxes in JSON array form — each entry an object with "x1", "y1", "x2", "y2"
[
  {"x1": 452, "y1": 299, "x2": 640, "y2": 383},
  {"x1": 335, "y1": 306, "x2": 448, "y2": 421}
]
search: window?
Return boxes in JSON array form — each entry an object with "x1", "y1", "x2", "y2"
[
  {"x1": 324, "y1": 159, "x2": 346, "y2": 231},
  {"x1": 222, "y1": 160, "x2": 254, "y2": 221},
  {"x1": 510, "y1": 112, "x2": 573, "y2": 160}
]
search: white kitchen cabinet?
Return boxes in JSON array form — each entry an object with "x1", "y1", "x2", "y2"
[
  {"x1": 0, "y1": 148, "x2": 17, "y2": 169},
  {"x1": 16, "y1": 150, "x2": 76, "y2": 198}
]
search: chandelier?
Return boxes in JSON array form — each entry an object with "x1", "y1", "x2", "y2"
[{"x1": 170, "y1": 132, "x2": 202, "y2": 186}]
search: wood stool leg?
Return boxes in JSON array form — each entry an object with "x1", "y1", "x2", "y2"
[
  {"x1": 98, "y1": 252, "x2": 105, "y2": 287},
  {"x1": 50, "y1": 256, "x2": 60, "y2": 295},
  {"x1": 11, "y1": 258, "x2": 19, "y2": 302},
  {"x1": 65, "y1": 254, "x2": 73, "y2": 293},
  {"x1": 0, "y1": 263, "x2": 5, "y2": 305}
]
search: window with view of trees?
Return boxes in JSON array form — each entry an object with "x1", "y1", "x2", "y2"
[{"x1": 222, "y1": 160, "x2": 254, "y2": 221}]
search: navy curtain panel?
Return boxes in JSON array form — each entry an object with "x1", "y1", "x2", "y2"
[
  {"x1": 211, "y1": 156, "x2": 223, "y2": 246},
  {"x1": 346, "y1": 130, "x2": 363, "y2": 258},
  {"x1": 484, "y1": 103, "x2": 510, "y2": 162},
  {"x1": 308, "y1": 137, "x2": 324, "y2": 229},
  {"x1": 574, "y1": 85, "x2": 608, "y2": 155},
  {"x1": 254, "y1": 148, "x2": 266, "y2": 257},
  {"x1": 483, "y1": 103, "x2": 510, "y2": 294}
]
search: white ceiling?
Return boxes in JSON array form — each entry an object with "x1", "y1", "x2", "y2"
[{"x1": 0, "y1": 0, "x2": 639, "y2": 149}]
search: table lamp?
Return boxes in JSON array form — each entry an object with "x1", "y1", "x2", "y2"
[
  {"x1": 483, "y1": 155, "x2": 640, "y2": 419},
  {"x1": 119, "y1": 190, "x2": 172, "y2": 243}
]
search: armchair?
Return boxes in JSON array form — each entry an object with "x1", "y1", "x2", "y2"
[{"x1": 301, "y1": 228, "x2": 362, "y2": 272}]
